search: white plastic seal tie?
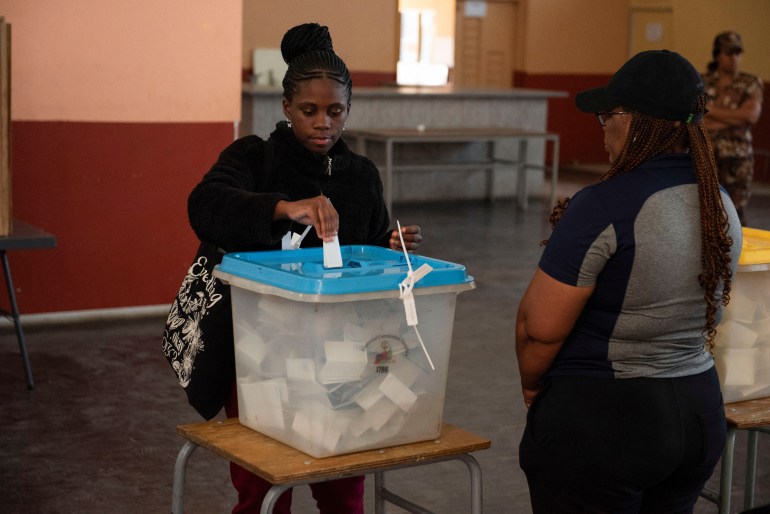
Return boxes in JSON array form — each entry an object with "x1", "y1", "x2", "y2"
[
  {"x1": 282, "y1": 225, "x2": 312, "y2": 250},
  {"x1": 291, "y1": 225, "x2": 312, "y2": 249},
  {"x1": 396, "y1": 220, "x2": 435, "y2": 371}
]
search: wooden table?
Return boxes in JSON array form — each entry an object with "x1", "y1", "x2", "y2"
[
  {"x1": 0, "y1": 220, "x2": 56, "y2": 389},
  {"x1": 344, "y1": 127, "x2": 560, "y2": 213},
  {"x1": 172, "y1": 418, "x2": 491, "y2": 514},
  {"x1": 700, "y1": 396, "x2": 770, "y2": 513}
]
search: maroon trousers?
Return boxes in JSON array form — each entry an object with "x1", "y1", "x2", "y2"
[{"x1": 225, "y1": 382, "x2": 365, "y2": 514}]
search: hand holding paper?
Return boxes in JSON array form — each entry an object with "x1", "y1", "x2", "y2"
[{"x1": 323, "y1": 235, "x2": 343, "y2": 268}]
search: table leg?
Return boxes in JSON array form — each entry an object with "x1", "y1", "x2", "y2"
[
  {"x1": 516, "y1": 139, "x2": 528, "y2": 211},
  {"x1": 457, "y1": 453, "x2": 484, "y2": 514},
  {"x1": 261, "y1": 485, "x2": 292, "y2": 514},
  {"x1": 377, "y1": 486, "x2": 435, "y2": 514},
  {"x1": 486, "y1": 141, "x2": 495, "y2": 203},
  {"x1": 171, "y1": 440, "x2": 199, "y2": 514},
  {"x1": 385, "y1": 139, "x2": 394, "y2": 214},
  {"x1": 549, "y1": 136, "x2": 560, "y2": 209},
  {"x1": 355, "y1": 134, "x2": 366, "y2": 156},
  {"x1": 1, "y1": 250, "x2": 34, "y2": 389},
  {"x1": 744, "y1": 429, "x2": 759, "y2": 510},
  {"x1": 376, "y1": 471, "x2": 445, "y2": 512},
  {"x1": 374, "y1": 453, "x2": 483, "y2": 514},
  {"x1": 374, "y1": 470, "x2": 386, "y2": 514},
  {"x1": 719, "y1": 425, "x2": 737, "y2": 514}
]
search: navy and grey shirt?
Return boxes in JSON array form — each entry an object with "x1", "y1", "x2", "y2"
[{"x1": 540, "y1": 153, "x2": 742, "y2": 379}]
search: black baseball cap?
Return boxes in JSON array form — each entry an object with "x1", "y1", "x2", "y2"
[{"x1": 575, "y1": 50, "x2": 705, "y2": 123}]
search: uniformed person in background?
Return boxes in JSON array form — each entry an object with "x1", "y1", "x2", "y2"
[{"x1": 702, "y1": 30, "x2": 764, "y2": 226}]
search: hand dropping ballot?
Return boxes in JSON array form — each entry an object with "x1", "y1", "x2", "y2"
[{"x1": 281, "y1": 224, "x2": 342, "y2": 269}]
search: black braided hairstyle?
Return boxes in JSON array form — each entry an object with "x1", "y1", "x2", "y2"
[
  {"x1": 707, "y1": 33, "x2": 723, "y2": 73},
  {"x1": 280, "y1": 23, "x2": 352, "y2": 103}
]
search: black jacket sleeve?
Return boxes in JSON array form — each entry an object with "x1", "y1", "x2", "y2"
[
  {"x1": 359, "y1": 154, "x2": 392, "y2": 248},
  {"x1": 188, "y1": 136, "x2": 290, "y2": 250}
]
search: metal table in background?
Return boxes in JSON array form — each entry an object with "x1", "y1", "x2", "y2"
[
  {"x1": 700, "y1": 396, "x2": 770, "y2": 513},
  {"x1": 344, "y1": 127, "x2": 560, "y2": 213},
  {"x1": 0, "y1": 220, "x2": 57, "y2": 389}
]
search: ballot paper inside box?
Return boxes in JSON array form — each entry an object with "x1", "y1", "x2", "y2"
[
  {"x1": 713, "y1": 227, "x2": 770, "y2": 404},
  {"x1": 213, "y1": 245, "x2": 475, "y2": 457}
]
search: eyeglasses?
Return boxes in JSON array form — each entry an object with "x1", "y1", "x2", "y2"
[
  {"x1": 595, "y1": 111, "x2": 631, "y2": 127},
  {"x1": 724, "y1": 48, "x2": 743, "y2": 56}
]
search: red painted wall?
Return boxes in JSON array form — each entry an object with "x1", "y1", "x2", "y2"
[
  {"x1": 350, "y1": 72, "x2": 397, "y2": 88},
  {"x1": 4, "y1": 122, "x2": 233, "y2": 314},
  {"x1": 243, "y1": 69, "x2": 397, "y2": 87},
  {"x1": 517, "y1": 71, "x2": 614, "y2": 167}
]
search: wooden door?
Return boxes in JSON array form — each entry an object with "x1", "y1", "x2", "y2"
[{"x1": 454, "y1": 1, "x2": 518, "y2": 88}]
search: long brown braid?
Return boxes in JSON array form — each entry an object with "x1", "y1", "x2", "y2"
[{"x1": 545, "y1": 95, "x2": 734, "y2": 350}]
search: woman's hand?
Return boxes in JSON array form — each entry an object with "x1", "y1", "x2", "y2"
[
  {"x1": 522, "y1": 386, "x2": 541, "y2": 410},
  {"x1": 390, "y1": 225, "x2": 422, "y2": 252},
  {"x1": 516, "y1": 268, "x2": 594, "y2": 408},
  {"x1": 274, "y1": 196, "x2": 338, "y2": 242}
]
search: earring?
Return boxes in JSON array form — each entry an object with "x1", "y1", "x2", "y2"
[
  {"x1": 286, "y1": 119, "x2": 292, "y2": 128},
  {"x1": 343, "y1": 125, "x2": 346, "y2": 131}
]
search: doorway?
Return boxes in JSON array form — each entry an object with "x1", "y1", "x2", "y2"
[
  {"x1": 454, "y1": 0, "x2": 518, "y2": 88},
  {"x1": 397, "y1": 0, "x2": 519, "y2": 87},
  {"x1": 397, "y1": 0, "x2": 455, "y2": 86}
]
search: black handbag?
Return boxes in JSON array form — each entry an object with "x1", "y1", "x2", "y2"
[
  {"x1": 162, "y1": 242, "x2": 234, "y2": 420},
  {"x1": 164, "y1": 141, "x2": 274, "y2": 419}
]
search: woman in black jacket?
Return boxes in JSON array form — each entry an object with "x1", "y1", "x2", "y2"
[{"x1": 188, "y1": 23, "x2": 421, "y2": 514}]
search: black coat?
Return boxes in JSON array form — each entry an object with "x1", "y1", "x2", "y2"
[{"x1": 188, "y1": 121, "x2": 391, "y2": 252}]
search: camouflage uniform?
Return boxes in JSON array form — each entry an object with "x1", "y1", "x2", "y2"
[{"x1": 702, "y1": 70, "x2": 764, "y2": 225}]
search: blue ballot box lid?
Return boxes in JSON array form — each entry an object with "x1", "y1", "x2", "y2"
[{"x1": 215, "y1": 245, "x2": 474, "y2": 296}]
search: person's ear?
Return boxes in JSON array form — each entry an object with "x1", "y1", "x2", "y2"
[{"x1": 282, "y1": 98, "x2": 291, "y2": 120}]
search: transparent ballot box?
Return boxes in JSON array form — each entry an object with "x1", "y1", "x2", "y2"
[
  {"x1": 214, "y1": 245, "x2": 474, "y2": 457},
  {"x1": 714, "y1": 227, "x2": 770, "y2": 403}
]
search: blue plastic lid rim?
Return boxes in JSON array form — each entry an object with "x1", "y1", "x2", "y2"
[{"x1": 215, "y1": 245, "x2": 474, "y2": 296}]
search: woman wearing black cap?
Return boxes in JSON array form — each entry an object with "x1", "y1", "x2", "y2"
[
  {"x1": 515, "y1": 50, "x2": 742, "y2": 513},
  {"x1": 702, "y1": 31, "x2": 764, "y2": 226}
]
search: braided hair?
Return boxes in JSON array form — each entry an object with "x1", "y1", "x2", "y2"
[
  {"x1": 280, "y1": 23, "x2": 352, "y2": 103},
  {"x1": 546, "y1": 95, "x2": 734, "y2": 350},
  {"x1": 707, "y1": 34, "x2": 722, "y2": 73}
]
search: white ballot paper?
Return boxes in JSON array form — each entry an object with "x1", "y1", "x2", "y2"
[{"x1": 323, "y1": 235, "x2": 343, "y2": 268}]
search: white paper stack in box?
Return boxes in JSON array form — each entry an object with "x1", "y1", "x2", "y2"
[
  {"x1": 713, "y1": 227, "x2": 770, "y2": 403},
  {"x1": 213, "y1": 245, "x2": 474, "y2": 457}
]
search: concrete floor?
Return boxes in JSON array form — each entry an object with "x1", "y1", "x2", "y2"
[{"x1": 1, "y1": 170, "x2": 769, "y2": 514}]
